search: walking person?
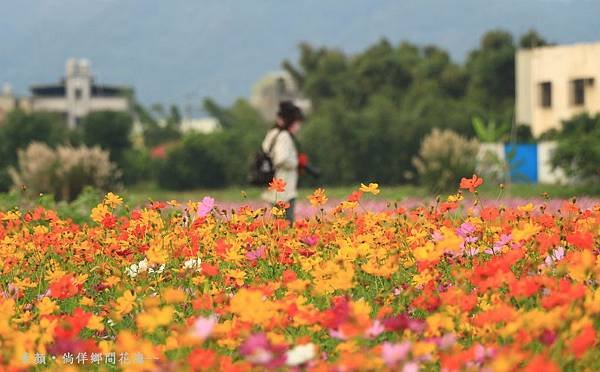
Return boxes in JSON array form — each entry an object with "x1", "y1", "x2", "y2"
[{"x1": 260, "y1": 101, "x2": 305, "y2": 224}]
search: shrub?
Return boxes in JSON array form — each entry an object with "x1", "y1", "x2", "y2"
[
  {"x1": 551, "y1": 113, "x2": 600, "y2": 184},
  {"x1": 9, "y1": 142, "x2": 118, "y2": 201},
  {"x1": 412, "y1": 128, "x2": 480, "y2": 192},
  {"x1": 157, "y1": 134, "x2": 226, "y2": 190}
]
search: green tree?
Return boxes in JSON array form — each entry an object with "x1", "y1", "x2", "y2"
[
  {"x1": 519, "y1": 29, "x2": 549, "y2": 49},
  {"x1": 80, "y1": 111, "x2": 133, "y2": 165},
  {"x1": 0, "y1": 110, "x2": 70, "y2": 191},
  {"x1": 466, "y1": 30, "x2": 516, "y2": 122},
  {"x1": 157, "y1": 133, "x2": 226, "y2": 189},
  {"x1": 203, "y1": 99, "x2": 267, "y2": 185}
]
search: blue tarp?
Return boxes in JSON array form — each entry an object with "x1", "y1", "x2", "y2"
[{"x1": 504, "y1": 143, "x2": 538, "y2": 183}]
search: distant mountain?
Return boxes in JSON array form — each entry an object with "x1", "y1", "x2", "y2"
[{"x1": 1, "y1": 0, "x2": 598, "y2": 110}]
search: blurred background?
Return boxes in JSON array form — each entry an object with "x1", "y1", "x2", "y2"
[{"x1": 1, "y1": 0, "x2": 600, "y2": 209}]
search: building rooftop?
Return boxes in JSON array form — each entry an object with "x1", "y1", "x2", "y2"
[{"x1": 30, "y1": 81, "x2": 130, "y2": 98}]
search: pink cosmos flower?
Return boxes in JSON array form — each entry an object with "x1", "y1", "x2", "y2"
[
  {"x1": 197, "y1": 196, "x2": 215, "y2": 217},
  {"x1": 544, "y1": 246, "x2": 565, "y2": 267},
  {"x1": 403, "y1": 362, "x2": 419, "y2": 372},
  {"x1": 365, "y1": 320, "x2": 385, "y2": 338},
  {"x1": 239, "y1": 333, "x2": 287, "y2": 368},
  {"x1": 381, "y1": 342, "x2": 410, "y2": 367},
  {"x1": 301, "y1": 235, "x2": 319, "y2": 246},
  {"x1": 246, "y1": 246, "x2": 267, "y2": 262},
  {"x1": 191, "y1": 314, "x2": 217, "y2": 340}
]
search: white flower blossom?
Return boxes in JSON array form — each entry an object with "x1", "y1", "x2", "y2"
[
  {"x1": 149, "y1": 264, "x2": 165, "y2": 274},
  {"x1": 285, "y1": 343, "x2": 316, "y2": 366},
  {"x1": 125, "y1": 263, "x2": 138, "y2": 278},
  {"x1": 138, "y1": 258, "x2": 148, "y2": 272},
  {"x1": 183, "y1": 258, "x2": 202, "y2": 271}
]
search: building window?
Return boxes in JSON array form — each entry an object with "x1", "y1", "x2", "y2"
[
  {"x1": 571, "y1": 78, "x2": 594, "y2": 106},
  {"x1": 539, "y1": 82, "x2": 552, "y2": 108},
  {"x1": 75, "y1": 88, "x2": 83, "y2": 100}
]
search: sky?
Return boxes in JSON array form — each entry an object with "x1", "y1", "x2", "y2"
[{"x1": 1, "y1": 0, "x2": 599, "y2": 112}]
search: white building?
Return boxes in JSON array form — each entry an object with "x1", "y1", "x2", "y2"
[
  {"x1": 29, "y1": 59, "x2": 131, "y2": 127},
  {"x1": 516, "y1": 42, "x2": 600, "y2": 137},
  {"x1": 180, "y1": 118, "x2": 221, "y2": 134}
]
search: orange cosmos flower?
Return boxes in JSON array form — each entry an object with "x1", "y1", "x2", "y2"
[
  {"x1": 308, "y1": 188, "x2": 328, "y2": 206},
  {"x1": 459, "y1": 174, "x2": 483, "y2": 192},
  {"x1": 268, "y1": 178, "x2": 286, "y2": 193}
]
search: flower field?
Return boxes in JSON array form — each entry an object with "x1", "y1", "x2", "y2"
[{"x1": 1, "y1": 177, "x2": 599, "y2": 371}]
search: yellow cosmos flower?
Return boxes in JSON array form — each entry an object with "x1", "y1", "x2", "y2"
[
  {"x1": 512, "y1": 222, "x2": 540, "y2": 241},
  {"x1": 115, "y1": 290, "x2": 137, "y2": 316},
  {"x1": 412, "y1": 341, "x2": 436, "y2": 358},
  {"x1": 312, "y1": 261, "x2": 355, "y2": 295},
  {"x1": 163, "y1": 288, "x2": 186, "y2": 304},
  {"x1": 87, "y1": 315, "x2": 105, "y2": 331},
  {"x1": 136, "y1": 306, "x2": 174, "y2": 333},
  {"x1": 517, "y1": 202, "x2": 535, "y2": 212},
  {"x1": 447, "y1": 193, "x2": 464, "y2": 202},
  {"x1": 37, "y1": 297, "x2": 59, "y2": 316},
  {"x1": 80, "y1": 297, "x2": 95, "y2": 307},
  {"x1": 359, "y1": 183, "x2": 380, "y2": 195},
  {"x1": 12, "y1": 277, "x2": 37, "y2": 291},
  {"x1": 104, "y1": 192, "x2": 123, "y2": 208},
  {"x1": 90, "y1": 203, "x2": 110, "y2": 224},
  {"x1": 2, "y1": 210, "x2": 21, "y2": 221},
  {"x1": 426, "y1": 313, "x2": 455, "y2": 337},
  {"x1": 308, "y1": 188, "x2": 328, "y2": 207},
  {"x1": 226, "y1": 269, "x2": 246, "y2": 286},
  {"x1": 147, "y1": 243, "x2": 168, "y2": 265},
  {"x1": 230, "y1": 289, "x2": 277, "y2": 325},
  {"x1": 271, "y1": 206, "x2": 285, "y2": 217}
]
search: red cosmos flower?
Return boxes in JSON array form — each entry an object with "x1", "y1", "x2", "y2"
[
  {"x1": 569, "y1": 325, "x2": 597, "y2": 358},
  {"x1": 536, "y1": 232, "x2": 560, "y2": 255},
  {"x1": 524, "y1": 355, "x2": 559, "y2": 372},
  {"x1": 347, "y1": 191, "x2": 363, "y2": 202},
  {"x1": 566, "y1": 231, "x2": 594, "y2": 250},
  {"x1": 268, "y1": 178, "x2": 286, "y2": 193},
  {"x1": 440, "y1": 347, "x2": 476, "y2": 371},
  {"x1": 53, "y1": 308, "x2": 92, "y2": 340},
  {"x1": 459, "y1": 175, "x2": 483, "y2": 192},
  {"x1": 282, "y1": 269, "x2": 297, "y2": 283},
  {"x1": 201, "y1": 263, "x2": 219, "y2": 277},
  {"x1": 320, "y1": 297, "x2": 350, "y2": 329},
  {"x1": 509, "y1": 276, "x2": 541, "y2": 298},
  {"x1": 480, "y1": 207, "x2": 499, "y2": 221},
  {"x1": 215, "y1": 239, "x2": 232, "y2": 257},
  {"x1": 192, "y1": 294, "x2": 214, "y2": 311},
  {"x1": 219, "y1": 356, "x2": 251, "y2": 372},
  {"x1": 541, "y1": 279, "x2": 586, "y2": 309},
  {"x1": 49, "y1": 275, "x2": 80, "y2": 299},
  {"x1": 101, "y1": 214, "x2": 117, "y2": 228},
  {"x1": 188, "y1": 348, "x2": 217, "y2": 371},
  {"x1": 439, "y1": 202, "x2": 458, "y2": 213}
]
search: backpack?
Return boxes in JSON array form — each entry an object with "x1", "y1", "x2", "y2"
[{"x1": 248, "y1": 129, "x2": 283, "y2": 186}]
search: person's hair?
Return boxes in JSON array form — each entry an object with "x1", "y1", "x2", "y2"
[{"x1": 276, "y1": 100, "x2": 304, "y2": 129}]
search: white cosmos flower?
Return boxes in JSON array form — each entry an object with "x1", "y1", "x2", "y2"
[
  {"x1": 138, "y1": 258, "x2": 148, "y2": 272},
  {"x1": 183, "y1": 258, "x2": 202, "y2": 271},
  {"x1": 125, "y1": 263, "x2": 138, "y2": 278},
  {"x1": 285, "y1": 343, "x2": 316, "y2": 366},
  {"x1": 149, "y1": 264, "x2": 165, "y2": 274}
]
